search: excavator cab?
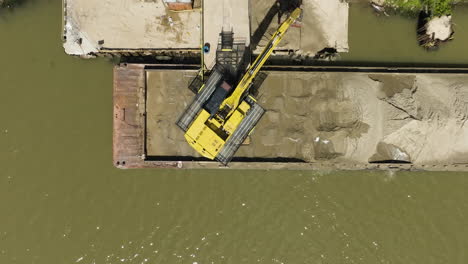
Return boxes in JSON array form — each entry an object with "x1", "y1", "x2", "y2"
[{"x1": 205, "y1": 80, "x2": 233, "y2": 118}]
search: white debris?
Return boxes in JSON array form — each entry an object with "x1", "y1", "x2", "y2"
[
  {"x1": 168, "y1": 16, "x2": 174, "y2": 27},
  {"x1": 427, "y1": 15, "x2": 453, "y2": 41}
]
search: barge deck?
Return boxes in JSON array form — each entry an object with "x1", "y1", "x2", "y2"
[{"x1": 113, "y1": 63, "x2": 468, "y2": 171}]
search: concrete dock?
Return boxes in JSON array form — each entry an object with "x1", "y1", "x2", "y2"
[
  {"x1": 63, "y1": 0, "x2": 349, "y2": 58},
  {"x1": 63, "y1": 0, "x2": 201, "y2": 56}
]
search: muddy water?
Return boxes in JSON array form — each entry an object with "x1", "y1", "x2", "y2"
[
  {"x1": 1, "y1": 1, "x2": 468, "y2": 263},
  {"x1": 342, "y1": 3, "x2": 468, "y2": 64}
]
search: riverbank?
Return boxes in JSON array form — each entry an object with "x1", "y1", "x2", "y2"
[
  {"x1": 0, "y1": 0, "x2": 27, "y2": 8},
  {"x1": 369, "y1": 0, "x2": 468, "y2": 49},
  {"x1": 371, "y1": 0, "x2": 468, "y2": 16},
  {"x1": 1, "y1": 0, "x2": 13, "y2": 7}
]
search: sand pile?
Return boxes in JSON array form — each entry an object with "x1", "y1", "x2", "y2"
[
  {"x1": 241, "y1": 72, "x2": 468, "y2": 165},
  {"x1": 370, "y1": 74, "x2": 468, "y2": 164},
  {"x1": 145, "y1": 70, "x2": 468, "y2": 166}
]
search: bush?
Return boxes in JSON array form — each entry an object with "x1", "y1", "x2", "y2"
[
  {"x1": 422, "y1": 0, "x2": 452, "y2": 16},
  {"x1": 385, "y1": 0, "x2": 454, "y2": 17},
  {"x1": 1, "y1": 0, "x2": 22, "y2": 7}
]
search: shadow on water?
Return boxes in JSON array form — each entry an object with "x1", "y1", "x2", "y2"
[{"x1": 0, "y1": 0, "x2": 28, "y2": 9}]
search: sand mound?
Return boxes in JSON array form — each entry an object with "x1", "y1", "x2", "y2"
[
  {"x1": 146, "y1": 70, "x2": 468, "y2": 166},
  {"x1": 247, "y1": 72, "x2": 468, "y2": 165}
]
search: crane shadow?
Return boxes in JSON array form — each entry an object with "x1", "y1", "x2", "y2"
[{"x1": 250, "y1": 0, "x2": 302, "y2": 50}]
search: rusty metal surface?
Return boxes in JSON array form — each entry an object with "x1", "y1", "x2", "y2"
[
  {"x1": 113, "y1": 63, "x2": 200, "y2": 169},
  {"x1": 166, "y1": 3, "x2": 193, "y2": 11},
  {"x1": 113, "y1": 63, "x2": 148, "y2": 168}
]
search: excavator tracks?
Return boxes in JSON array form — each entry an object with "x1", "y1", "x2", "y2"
[
  {"x1": 216, "y1": 97, "x2": 265, "y2": 165},
  {"x1": 176, "y1": 67, "x2": 223, "y2": 132}
]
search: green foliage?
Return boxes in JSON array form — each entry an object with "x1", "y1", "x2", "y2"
[
  {"x1": 385, "y1": 0, "x2": 423, "y2": 14},
  {"x1": 422, "y1": 0, "x2": 453, "y2": 16},
  {"x1": 385, "y1": 0, "x2": 454, "y2": 17}
]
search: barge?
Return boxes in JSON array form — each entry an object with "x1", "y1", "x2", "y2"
[{"x1": 113, "y1": 64, "x2": 468, "y2": 171}]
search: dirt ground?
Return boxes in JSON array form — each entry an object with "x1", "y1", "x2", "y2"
[
  {"x1": 250, "y1": 0, "x2": 349, "y2": 55},
  {"x1": 146, "y1": 70, "x2": 468, "y2": 165},
  {"x1": 63, "y1": 0, "x2": 201, "y2": 55}
]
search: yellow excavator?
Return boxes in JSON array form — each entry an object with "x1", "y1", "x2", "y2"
[{"x1": 177, "y1": 8, "x2": 302, "y2": 164}]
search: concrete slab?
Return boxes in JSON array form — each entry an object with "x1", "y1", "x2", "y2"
[
  {"x1": 203, "y1": 0, "x2": 250, "y2": 69},
  {"x1": 250, "y1": 0, "x2": 349, "y2": 55},
  {"x1": 63, "y1": 0, "x2": 201, "y2": 56}
]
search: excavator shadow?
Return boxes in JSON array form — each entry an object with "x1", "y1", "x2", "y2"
[
  {"x1": 145, "y1": 156, "x2": 305, "y2": 163},
  {"x1": 251, "y1": 0, "x2": 302, "y2": 51}
]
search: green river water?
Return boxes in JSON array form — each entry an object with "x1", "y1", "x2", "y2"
[{"x1": 1, "y1": 1, "x2": 468, "y2": 263}]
